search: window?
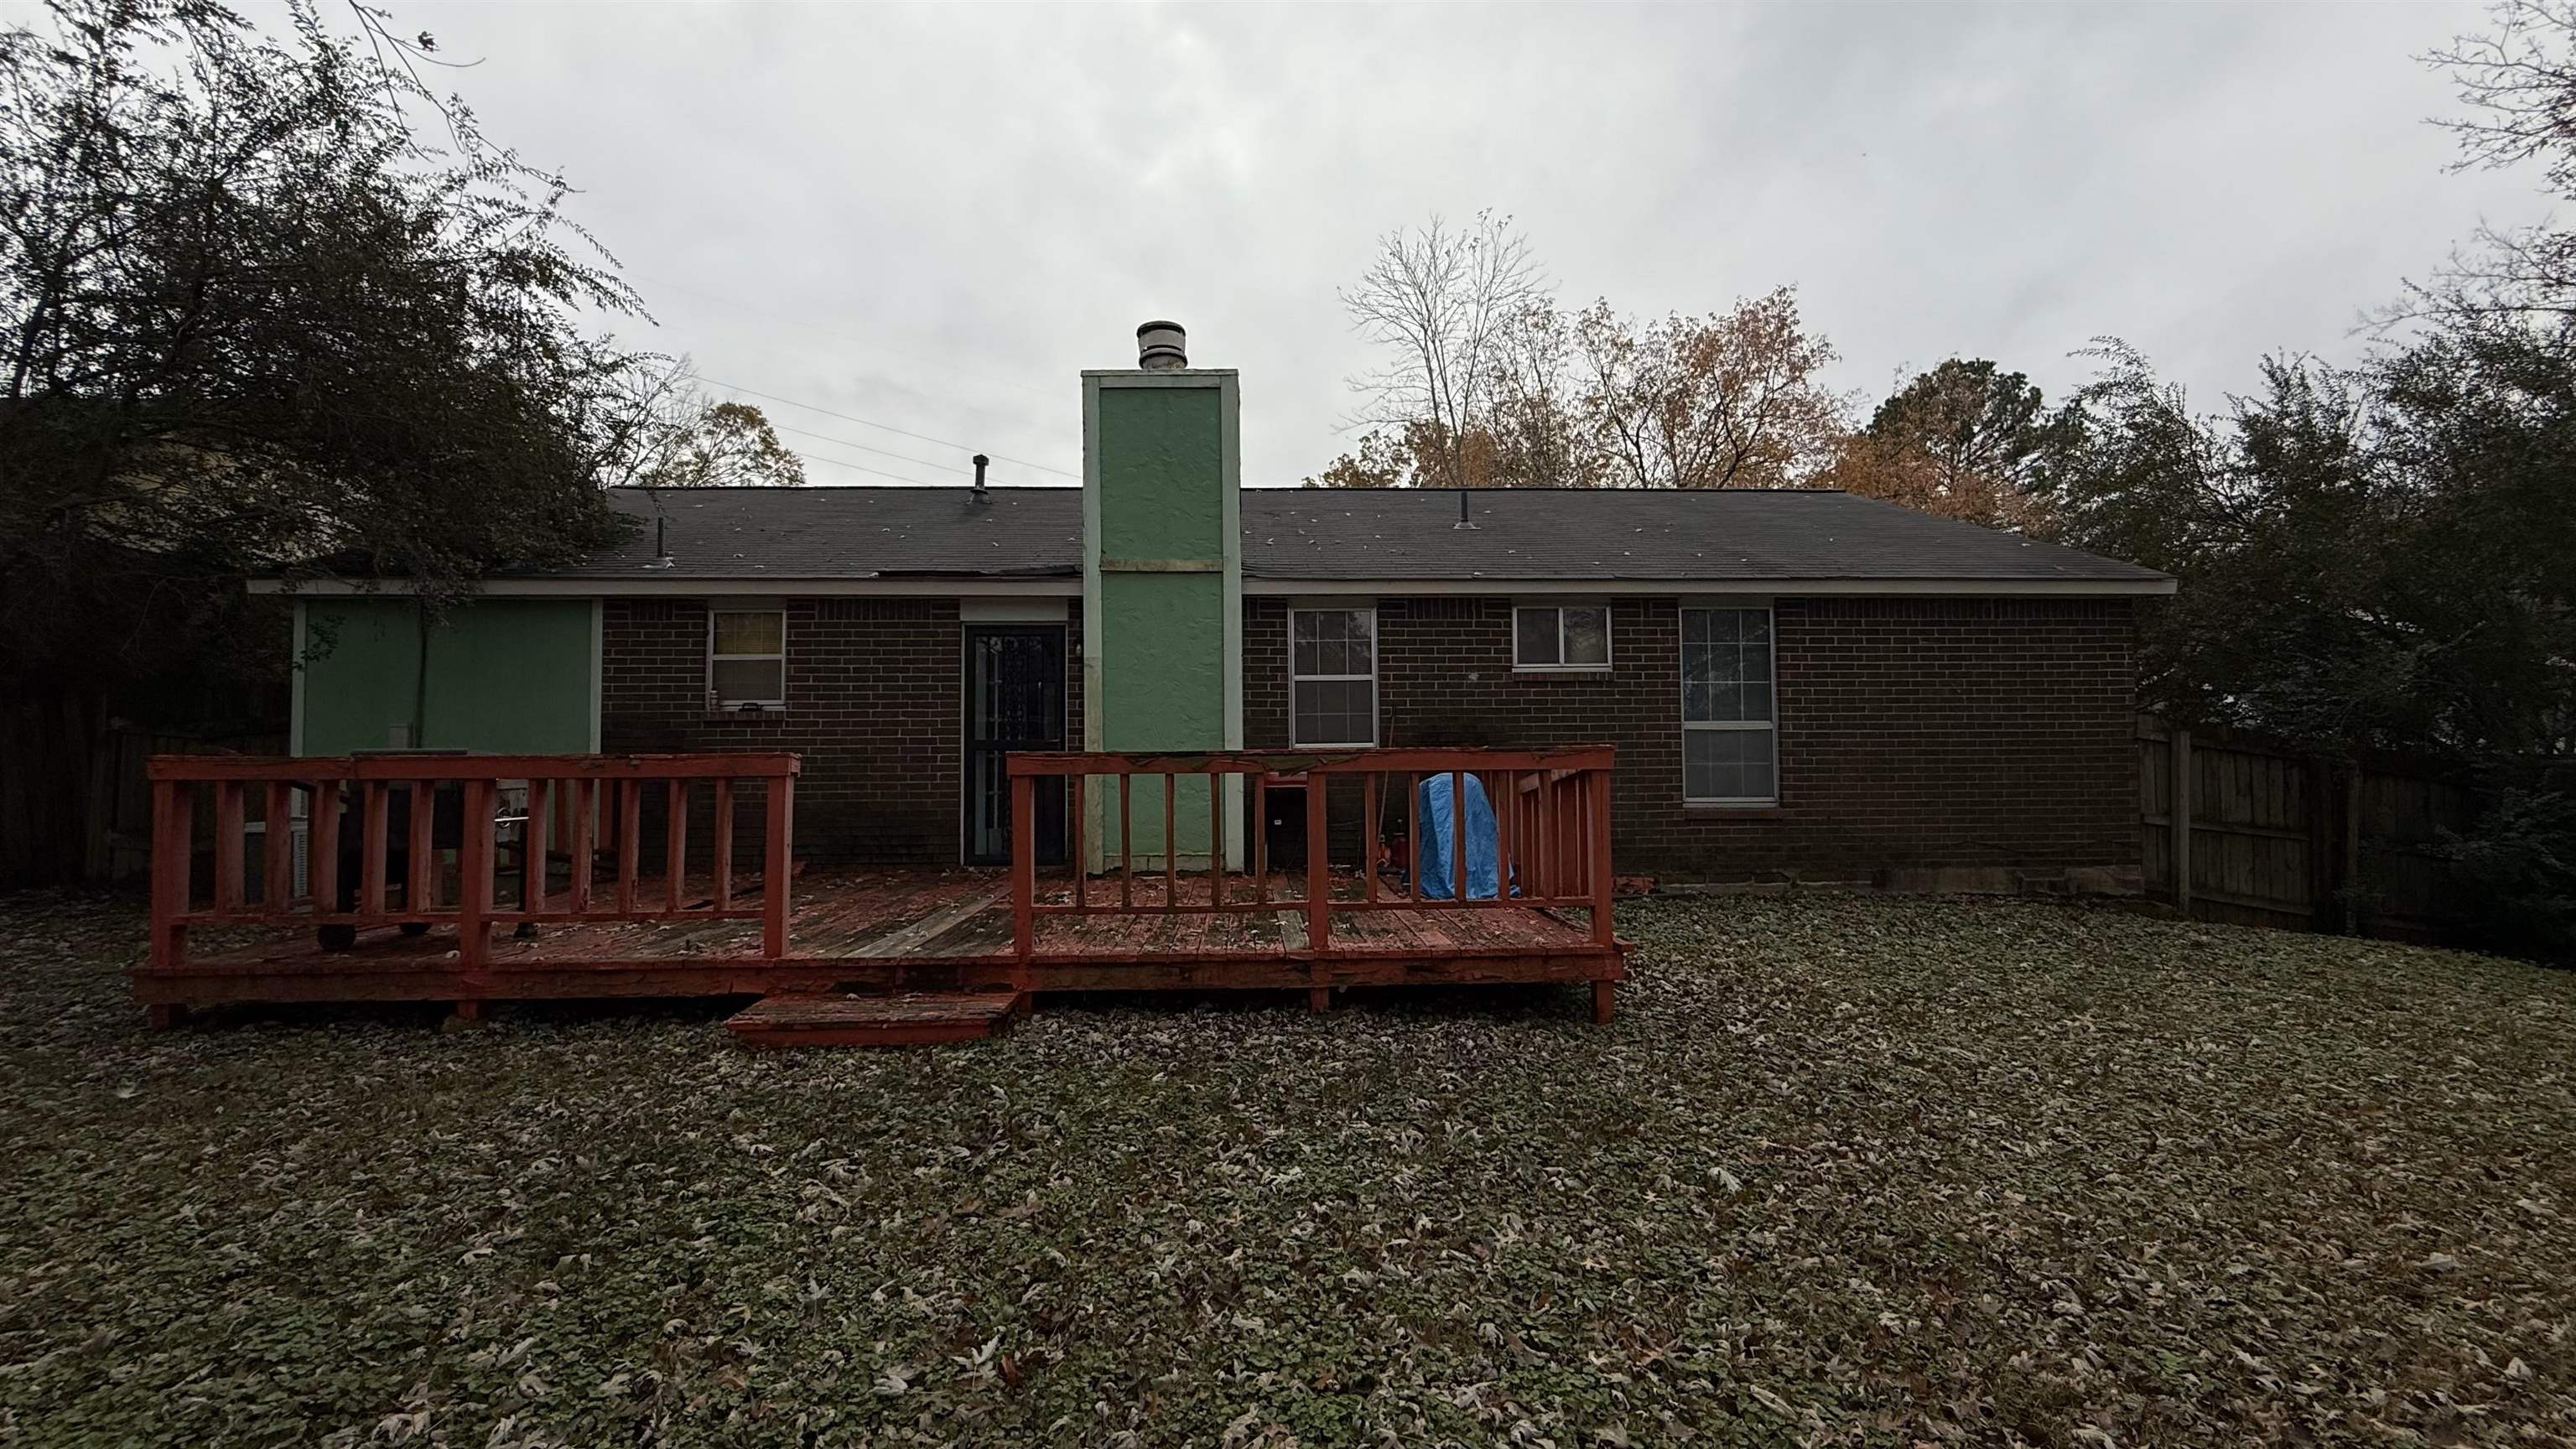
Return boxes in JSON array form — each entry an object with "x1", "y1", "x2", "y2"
[
  {"x1": 1681, "y1": 606, "x2": 1776, "y2": 803},
  {"x1": 709, "y1": 608, "x2": 787, "y2": 710},
  {"x1": 1514, "y1": 604, "x2": 1612, "y2": 671},
  {"x1": 1290, "y1": 606, "x2": 1376, "y2": 745}
]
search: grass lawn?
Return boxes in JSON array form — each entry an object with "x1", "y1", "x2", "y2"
[{"x1": 0, "y1": 892, "x2": 2571, "y2": 1447}]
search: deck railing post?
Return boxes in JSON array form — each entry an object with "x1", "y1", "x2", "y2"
[
  {"x1": 148, "y1": 777, "x2": 190, "y2": 969},
  {"x1": 762, "y1": 771, "x2": 795, "y2": 961},
  {"x1": 1589, "y1": 766, "x2": 1614, "y2": 947},
  {"x1": 1304, "y1": 776, "x2": 1328, "y2": 950},
  {"x1": 1011, "y1": 771, "x2": 1036, "y2": 971},
  {"x1": 458, "y1": 778, "x2": 494, "y2": 988}
]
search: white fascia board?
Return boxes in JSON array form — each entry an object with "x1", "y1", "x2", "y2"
[
  {"x1": 1239, "y1": 576, "x2": 2175, "y2": 598},
  {"x1": 249, "y1": 577, "x2": 1084, "y2": 598}
]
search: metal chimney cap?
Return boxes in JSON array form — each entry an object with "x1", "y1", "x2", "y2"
[{"x1": 1136, "y1": 319, "x2": 1187, "y2": 371}]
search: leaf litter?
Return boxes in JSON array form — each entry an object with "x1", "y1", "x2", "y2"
[{"x1": 0, "y1": 890, "x2": 2571, "y2": 1445}]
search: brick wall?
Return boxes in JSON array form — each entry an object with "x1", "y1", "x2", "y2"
[
  {"x1": 600, "y1": 597, "x2": 1080, "y2": 865},
  {"x1": 600, "y1": 591, "x2": 2132, "y2": 888},
  {"x1": 1244, "y1": 595, "x2": 2139, "y2": 890}
]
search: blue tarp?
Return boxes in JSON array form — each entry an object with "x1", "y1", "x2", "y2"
[{"x1": 1415, "y1": 772, "x2": 1514, "y2": 900}]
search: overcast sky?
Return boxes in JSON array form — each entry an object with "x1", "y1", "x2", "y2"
[{"x1": 385, "y1": 1, "x2": 2546, "y2": 491}]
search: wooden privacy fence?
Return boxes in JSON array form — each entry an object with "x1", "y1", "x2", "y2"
[
  {"x1": 1005, "y1": 746, "x2": 1618, "y2": 964},
  {"x1": 2137, "y1": 716, "x2": 2479, "y2": 940},
  {"x1": 146, "y1": 753, "x2": 800, "y2": 982}
]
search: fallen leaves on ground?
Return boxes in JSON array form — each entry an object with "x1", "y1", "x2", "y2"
[{"x1": 0, "y1": 891, "x2": 2571, "y2": 1446}]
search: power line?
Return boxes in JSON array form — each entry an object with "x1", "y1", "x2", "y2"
[
  {"x1": 763, "y1": 419, "x2": 975, "y2": 479},
  {"x1": 699, "y1": 376, "x2": 1079, "y2": 479},
  {"x1": 637, "y1": 273, "x2": 1059, "y2": 405},
  {"x1": 783, "y1": 449, "x2": 951, "y2": 487}
]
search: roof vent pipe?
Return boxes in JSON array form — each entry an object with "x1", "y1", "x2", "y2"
[
  {"x1": 971, "y1": 453, "x2": 989, "y2": 503},
  {"x1": 645, "y1": 513, "x2": 675, "y2": 569},
  {"x1": 1136, "y1": 319, "x2": 1187, "y2": 371},
  {"x1": 1454, "y1": 488, "x2": 1478, "y2": 530}
]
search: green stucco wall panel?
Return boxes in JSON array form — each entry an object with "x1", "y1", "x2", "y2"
[
  {"x1": 298, "y1": 598, "x2": 597, "y2": 756},
  {"x1": 1083, "y1": 369, "x2": 1242, "y2": 867},
  {"x1": 1096, "y1": 386, "x2": 1225, "y2": 564}
]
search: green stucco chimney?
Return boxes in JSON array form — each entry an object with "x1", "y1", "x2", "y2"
[{"x1": 1082, "y1": 321, "x2": 1241, "y2": 870}]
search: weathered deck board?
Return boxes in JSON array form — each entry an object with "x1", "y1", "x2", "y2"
[{"x1": 726, "y1": 990, "x2": 1026, "y2": 1049}]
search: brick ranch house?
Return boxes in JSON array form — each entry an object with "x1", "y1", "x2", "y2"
[{"x1": 263, "y1": 330, "x2": 2171, "y2": 893}]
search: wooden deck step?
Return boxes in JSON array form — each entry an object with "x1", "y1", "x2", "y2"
[{"x1": 724, "y1": 990, "x2": 1027, "y2": 1049}]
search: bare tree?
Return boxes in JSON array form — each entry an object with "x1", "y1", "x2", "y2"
[
  {"x1": 1574, "y1": 288, "x2": 1848, "y2": 489},
  {"x1": 601, "y1": 359, "x2": 806, "y2": 488},
  {"x1": 2397, "y1": 2, "x2": 2576, "y2": 319},
  {"x1": 1338, "y1": 210, "x2": 1547, "y2": 490}
]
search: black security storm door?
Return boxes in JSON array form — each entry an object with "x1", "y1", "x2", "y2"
[{"x1": 963, "y1": 626, "x2": 1067, "y2": 866}]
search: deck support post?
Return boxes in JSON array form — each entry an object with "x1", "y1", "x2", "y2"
[
  {"x1": 457, "y1": 778, "x2": 494, "y2": 1014},
  {"x1": 149, "y1": 779, "x2": 191, "y2": 970},
  {"x1": 763, "y1": 771, "x2": 796, "y2": 961},
  {"x1": 1588, "y1": 768, "x2": 1615, "y2": 947},
  {"x1": 1308, "y1": 984, "x2": 1331, "y2": 1014},
  {"x1": 144, "y1": 1002, "x2": 181, "y2": 1031},
  {"x1": 1304, "y1": 780, "x2": 1329, "y2": 951},
  {"x1": 1010, "y1": 771, "x2": 1036, "y2": 980},
  {"x1": 1592, "y1": 979, "x2": 1614, "y2": 1026}
]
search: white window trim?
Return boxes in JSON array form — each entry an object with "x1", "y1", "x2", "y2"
[
  {"x1": 1288, "y1": 604, "x2": 1379, "y2": 747},
  {"x1": 708, "y1": 605, "x2": 788, "y2": 712},
  {"x1": 1680, "y1": 604, "x2": 1779, "y2": 807},
  {"x1": 1512, "y1": 600, "x2": 1613, "y2": 673}
]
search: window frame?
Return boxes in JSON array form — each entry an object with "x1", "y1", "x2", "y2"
[
  {"x1": 1287, "y1": 604, "x2": 1379, "y2": 747},
  {"x1": 707, "y1": 605, "x2": 788, "y2": 712},
  {"x1": 1679, "y1": 602, "x2": 1779, "y2": 807},
  {"x1": 1512, "y1": 601, "x2": 1614, "y2": 673}
]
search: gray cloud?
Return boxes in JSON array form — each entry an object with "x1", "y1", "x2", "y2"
[{"x1": 379, "y1": 3, "x2": 2547, "y2": 487}]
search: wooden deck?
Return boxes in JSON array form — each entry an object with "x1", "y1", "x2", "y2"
[
  {"x1": 133, "y1": 866, "x2": 1624, "y2": 1010},
  {"x1": 132, "y1": 748, "x2": 1629, "y2": 1031}
]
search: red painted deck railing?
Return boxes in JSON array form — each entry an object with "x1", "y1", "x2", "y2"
[
  {"x1": 1005, "y1": 746, "x2": 1616, "y2": 966},
  {"x1": 145, "y1": 753, "x2": 800, "y2": 979}
]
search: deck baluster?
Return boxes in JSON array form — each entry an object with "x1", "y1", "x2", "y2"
[
  {"x1": 568, "y1": 779, "x2": 595, "y2": 915},
  {"x1": 1208, "y1": 774, "x2": 1223, "y2": 909},
  {"x1": 615, "y1": 780, "x2": 641, "y2": 914},
  {"x1": 1452, "y1": 769, "x2": 1468, "y2": 907},
  {"x1": 665, "y1": 780, "x2": 688, "y2": 912},
  {"x1": 360, "y1": 781, "x2": 387, "y2": 916},
  {"x1": 522, "y1": 779, "x2": 550, "y2": 914},
  {"x1": 711, "y1": 779, "x2": 734, "y2": 912},
  {"x1": 215, "y1": 782, "x2": 245, "y2": 911},
  {"x1": 310, "y1": 777, "x2": 341, "y2": 921},
  {"x1": 1362, "y1": 772, "x2": 1379, "y2": 904}
]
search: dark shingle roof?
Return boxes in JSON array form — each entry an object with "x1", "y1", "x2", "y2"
[
  {"x1": 542, "y1": 486, "x2": 2166, "y2": 586},
  {"x1": 1244, "y1": 488, "x2": 2164, "y2": 583},
  {"x1": 529, "y1": 486, "x2": 1083, "y2": 579}
]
